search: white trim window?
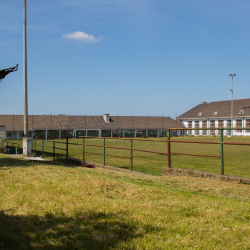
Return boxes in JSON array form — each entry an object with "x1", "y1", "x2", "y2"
[
  {"x1": 202, "y1": 120, "x2": 207, "y2": 135},
  {"x1": 246, "y1": 119, "x2": 250, "y2": 133},
  {"x1": 210, "y1": 120, "x2": 215, "y2": 136},
  {"x1": 218, "y1": 120, "x2": 224, "y2": 127},
  {"x1": 236, "y1": 120, "x2": 242, "y2": 133},
  {"x1": 188, "y1": 121, "x2": 192, "y2": 135},
  {"x1": 195, "y1": 121, "x2": 199, "y2": 135},
  {"x1": 227, "y1": 120, "x2": 231, "y2": 136},
  {"x1": 218, "y1": 120, "x2": 224, "y2": 135}
]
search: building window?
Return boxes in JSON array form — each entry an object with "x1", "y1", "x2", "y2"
[
  {"x1": 195, "y1": 121, "x2": 199, "y2": 135},
  {"x1": 188, "y1": 121, "x2": 192, "y2": 135},
  {"x1": 202, "y1": 120, "x2": 207, "y2": 135},
  {"x1": 218, "y1": 120, "x2": 224, "y2": 127},
  {"x1": 227, "y1": 120, "x2": 231, "y2": 135},
  {"x1": 218, "y1": 120, "x2": 224, "y2": 136},
  {"x1": 246, "y1": 119, "x2": 250, "y2": 133},
  {"x1": 210, "y1": 120, "x2": 215, "y2": 136},
  {"x1": 236, "y1": 120, "x2": 242, "y2": 133}
]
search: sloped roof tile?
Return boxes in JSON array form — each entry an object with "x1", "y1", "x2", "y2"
[
  {"x1": 0, "y1": 115, "x2": 185, "y2": 131},
  {"x1": 178, "y1": 98, "x2": 250, "y2": 119}
]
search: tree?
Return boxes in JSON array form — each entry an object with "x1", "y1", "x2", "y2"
[{"x1": 0, "y1": 132, "x2": 6, "y2": 153}]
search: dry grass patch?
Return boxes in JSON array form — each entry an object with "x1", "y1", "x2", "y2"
[{"x1": 1, "y1": 154, "x2": 250, "y2": 249}]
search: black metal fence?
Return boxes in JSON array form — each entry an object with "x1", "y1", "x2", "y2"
[
  {"x1": 32, "y1": 137, "x2": 84, "y2": 162},
  {"x1": 6, "y1": 141, "x2": 23, "y2": 154}
]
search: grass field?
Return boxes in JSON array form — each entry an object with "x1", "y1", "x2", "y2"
[
  {"x1": 8, "y1": 136, "x2": 250, "y2": 177},
  {"x1": 0, "y1": 154, "x2": 250, "y2": 249}
]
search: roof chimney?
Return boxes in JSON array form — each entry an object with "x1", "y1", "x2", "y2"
[{"x1": 103, "y1": 114, "x2": 110, "y2": 123}]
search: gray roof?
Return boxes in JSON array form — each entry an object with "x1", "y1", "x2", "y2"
[
  {"x1": 178, "y1": 98, "x2": 250, "y2": 120},
  {"x1": 0, "y1": 115, "x2": 185, "y2": 131}
]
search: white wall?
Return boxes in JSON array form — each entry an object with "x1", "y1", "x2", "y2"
[{"x1": 181, "y1": 118, "x2": 250, "y2": 136}]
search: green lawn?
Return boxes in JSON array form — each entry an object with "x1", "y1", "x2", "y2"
[
  {"x1": 8, "y1": 136, "x2": 250, "y2": 177},
  {"x1": 0, "y1": 154, "x2": 250, "y2": 249}
]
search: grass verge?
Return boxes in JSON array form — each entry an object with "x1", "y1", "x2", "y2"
[{"x1": 0, "y1": 154, "x2": 250, "y2": 249}]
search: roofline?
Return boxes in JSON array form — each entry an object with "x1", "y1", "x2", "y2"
[
  {"x1": 5, "y1": 127, "x2": 180, "y2": 132},
  {"x1": 178, "y1": 116, "x2": 250, "y2": 120},
  {"x1": 0, "y1": 114, "x2": 173, "y2": 118}
]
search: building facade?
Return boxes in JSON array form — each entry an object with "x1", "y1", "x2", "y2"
[
  {"x1": 0, "y1": 114, "x2": 184, "y2": 140},
  {"x1": 178, "y1": 98, "x2": 250, "y2": 136}
]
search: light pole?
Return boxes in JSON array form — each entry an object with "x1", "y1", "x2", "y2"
[
  {"x1": 228, "y1": 74, "x2": 236, "y2": 136},
  {"x1": 23, "y1": 0, "x2": 31, "y2": 156},
  {"x1": 23, "y1": 0, "x2": 28, "y2": 138}
]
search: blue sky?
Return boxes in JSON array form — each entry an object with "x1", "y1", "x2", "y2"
[{"x1": 1, "y1": 0, "x2": 250, "y2": 118}]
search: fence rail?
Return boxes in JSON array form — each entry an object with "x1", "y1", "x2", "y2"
[
  {"x1": 5, "y1": 127, "x2": 250, "y2": 177},
  {"x1": 32, "y1": 138, "x2": 84, "y2": 162},
  {"x1": 6, "y1": 142, "x2": 22, "y2": 154},
  {"x1": 83, "y1": 128, "x2": 250, "y2": 176}
]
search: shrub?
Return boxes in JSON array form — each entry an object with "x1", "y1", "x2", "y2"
[{"x1": 0, "y1": 132, "x2": 6, "y2": 153}]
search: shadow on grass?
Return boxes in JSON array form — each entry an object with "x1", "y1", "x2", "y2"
[
  {"x1": 0, "y1": 155, "x2": 64, "y2": 170},
  {"x1": 0, "y1": 210, "x2": 160, "y2": 250},
  {"x1": 0, "y1": 156, "x2": 33, "y2": 169}
]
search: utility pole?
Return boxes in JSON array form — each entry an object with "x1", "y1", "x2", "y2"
[
  {"x1": 23, "y1": 0, "x2": 31, "y2": 156},
  {"x1": 23, "y1": 0, "x2": 28, "y2": 138},
  {"x1": 228, "y1": 74, "x2": 236, "y2": 136}
]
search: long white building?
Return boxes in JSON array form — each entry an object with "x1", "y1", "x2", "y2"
[{"x1": 178, "y1": 98, "x2": 250, "y2": 136}]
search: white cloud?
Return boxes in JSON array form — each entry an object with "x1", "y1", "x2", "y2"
[{"x1": 62, "y1": 31, "x2": 103, "y2": 43}]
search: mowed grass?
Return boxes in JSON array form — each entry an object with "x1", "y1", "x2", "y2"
[
  {"x1": 9, "y1": 136, "x2": 250, "y2": 177},
  {"x1": 1, "y1": 154, "x2": 250, "y2": 249}
]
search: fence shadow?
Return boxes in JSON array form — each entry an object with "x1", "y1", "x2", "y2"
[
  {"x1": 0, "y1": 210, "x2": 160, "y2": 250},
  {"x1": 0, "y1": 156, "x2": 32, "y2": 169},
  {"x1": 0, "y1": 155, "x2": 61, "y2": 169}
]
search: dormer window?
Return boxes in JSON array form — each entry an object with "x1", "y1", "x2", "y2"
[
  {"x1": 103, "y1": 114, "x2": 110, "y2": 123},
  {"x1": 197, "y1": 112, "x2": 202, "y2": 116},
  {"x1": 213, "y1": 112, "x2": 217, "y2": 115}
]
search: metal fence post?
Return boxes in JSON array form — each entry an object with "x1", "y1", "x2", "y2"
[
  {"x1": 83, "y1": 137, "x2": 85, "y2": 162},
  {"x1": 220, "y1": 129, "x2": 224, "y2": 175},
  {"x1": 103, "y1": 138, "x2": 106, "y2": 166},
  {"x1": 162, "y1": 115, "x2": 163, "y2": 137},
  {"x1": 35, "y1": 139, "x2": 36, "y2": 156},
  {"x1": 66, "y1": 137, "x2": 68, "y2": 162},
  {"x1": 53, "y1": 141, "x2": 55, "y2": 161},
  {"x1": 131, "y1": 139, "x2": 133, "y2": 171},
  {"x1": 167, "y1": 129, "x2": 171, "y2": 168},
  {"x1": 42, "y1": 140, "x2": 44, "y2": 158}
]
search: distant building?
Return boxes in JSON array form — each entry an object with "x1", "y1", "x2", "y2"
[
  {"x1": 0, "y1": 114, "x2": 184, "y2": 140},
  {"x1": 178, "y1": 98, "x2": 250, "y2": 136}
]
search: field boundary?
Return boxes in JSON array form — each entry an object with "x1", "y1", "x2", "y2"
[
  {"x1": 84, "y1": 161, "x2": 154, "y2": 176},
  {"x1": 162, "y1": 167, "x2": 250, "y2": 185}
]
